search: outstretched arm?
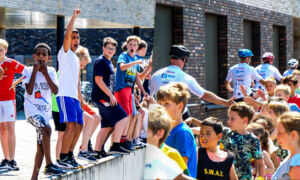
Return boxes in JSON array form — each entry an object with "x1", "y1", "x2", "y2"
[
  {"x1": 10, "y1": 76, "x2": 25, "y2": 90},
  {"x1": 63, "y1": 8, "x2": 81, "y2": 52},
  {"x1": 119, "y1": 60, "x2": 143, "y2": 71},
  {"x1": 202, "y1": 91, "x2": 235, "y2": 107}
]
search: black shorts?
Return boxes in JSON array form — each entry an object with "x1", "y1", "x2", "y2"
[
  {"x1": 94, "y1": 101, "x2": 127, "y2": 128},
  {"x1": 52, "y1": 111, "x2": 66, "y2": 132}
]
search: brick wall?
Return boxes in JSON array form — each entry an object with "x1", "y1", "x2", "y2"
[{"x1": 157, "y1": 0, "x2": 294, "y2": 122}]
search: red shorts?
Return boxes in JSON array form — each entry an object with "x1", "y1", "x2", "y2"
[
  {"x1": 115, "y1": 87, "x2": 132, "y2": 116},
  {"x1": 82, "y1": 102, "x2": 95, "y2": 116}
]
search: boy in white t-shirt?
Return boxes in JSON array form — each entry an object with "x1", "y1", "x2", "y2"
[
  {"x1": 56, "y1": 8, "x2": 84, "y2": 169},
  {"x1": 225, "y1": 49, "x2": 266, "y2": 102},
  {"x1": 23, "y1": 43, "x2": 65, "y2": 179}
]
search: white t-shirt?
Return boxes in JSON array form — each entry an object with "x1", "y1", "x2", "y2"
[
  {"x1": 150, "y1": 65, "x2": 206, "y2": 97},
  {"x1": 283, "y1": 69, "x2": 294, "y2": 77},
  {"x1": 226, "y1": 63, "x2": 262, "y2": 99},
  {"x1": 57, "y1": 47, "x2": 80, "y2": 100},
  {"x1": 144, "y1": 144, "x2": 182, "y2": 180},
  {"x1": 255, "y1": 63, "x2": 282, "y2": 91},
  {"x1": 139, "y1": 107, "x2": 148, "y2": 139},
  {"x1": 22, "y1": 66, "x2": 58, "y2": 121}
]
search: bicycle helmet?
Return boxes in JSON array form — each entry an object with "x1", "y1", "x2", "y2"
[
  {"x1": 169, "y1": 45, "x2": 190, "y2": 59},
  {"x1": 287, "y1": 59, "x2": 299, "y2": 69},
  {"x1": 262, "y1": 52, "x2": 274, "y2": 62},
  {"x1": 238, "y1": 49, "x2": 253, "y2": 58}
]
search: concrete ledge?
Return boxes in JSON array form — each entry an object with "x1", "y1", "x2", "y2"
[{"x1": 54, "y1": 148, "x2": 145, "y2": 180}]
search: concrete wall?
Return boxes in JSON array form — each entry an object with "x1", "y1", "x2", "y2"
[
  {"x1": 54, "y1": 148, "x2": 145, "y2": 180},
  {"x1": 0, "y1": 0, "x2": 155, "y2": 27},
  {"x1": 232, "y1": 0, "x2": 292, "y2": 15}
]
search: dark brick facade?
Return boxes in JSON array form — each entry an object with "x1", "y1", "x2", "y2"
[
  {"x1": 5, "y1": 28, "x2": 154, "y2": 82},
  {"x1": 157, "y1": 0, "x2": 294, "y2": 122},
  {"x1": 5, "y1": 28, "x2": 154, "y2": 57}
]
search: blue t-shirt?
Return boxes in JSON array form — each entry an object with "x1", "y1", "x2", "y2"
[
  {"x1": 288, "y1": 103, "x2": 300, "y2": 112},
  {"x1": 115, "y1": 52, "x2": 140, "y2": 92},
  {"x1": 165, "y1": 122, "x2": 197, "y2": 178},
  {"x1": 91, "y1": 55, "x2": 115, "y2": 102}
]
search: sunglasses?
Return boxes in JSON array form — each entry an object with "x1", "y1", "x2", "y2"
[{"x1": 35, "y1": 52, "x2": 48, "y2": 57}]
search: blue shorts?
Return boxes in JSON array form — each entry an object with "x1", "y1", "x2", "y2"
[
  {"x1": 132, "y1": 93, "x2": 137, "y2": 116},
  {"x1": 94, "y1": 100, "x2": 127, "y2": 128},
  {"x1": 56, "y1": 96, "x2": 83, "y2": 125}
]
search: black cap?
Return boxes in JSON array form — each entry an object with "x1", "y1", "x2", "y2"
[{"x1": 169, "y1": 45, "x2": 190, "y2": 59}]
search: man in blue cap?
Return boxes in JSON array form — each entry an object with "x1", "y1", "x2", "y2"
[{"x1": 225, "y1": 49, "x2": 266, "y2": 102}]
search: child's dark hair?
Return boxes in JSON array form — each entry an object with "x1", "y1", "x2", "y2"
[
  {"x1": 137, "y1": 40, "x2": 147, "y2": 51},
  {"x1": 34, "y1": 43, "x2": 51, "y2": 56},
  {"x1": 247, "y1": 123, "x2": 270, "y2": 152},
  {"x1": 229, "y1": 102, "x2": 255, "y2": 124},
  {"x1": 282, "y1": 75, "x2": 298, "y2": 86},
  {"x1": 103, "y1": 37, "x2": 118, "y2": 48},
  {"x1": 201, "y1": 117, "x2": 223, "y2": 135},
  {"x1": 251, "y1": 114, "x2": 274, "y2": 133}
]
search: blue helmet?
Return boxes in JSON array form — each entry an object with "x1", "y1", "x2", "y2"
[{"x1": 238, "y1": 49, "x2": 253, "y2": 58}]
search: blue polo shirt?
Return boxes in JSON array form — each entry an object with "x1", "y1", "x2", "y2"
[{"x1": 165, "y1": 122, "x2": 197, "y2": 178}]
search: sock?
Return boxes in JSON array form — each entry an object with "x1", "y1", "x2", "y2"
[
  {"x1": 101, "y1": 145, "x2": 105, "y2": 151},
  {"x1": 120, "y1": 136, "x2": 127, "y2": 143},
  {"x1": 68, "y1": 151, "x2": 73, "y2": 158},
  {"x1": 113, "y1": 142, "x2": 120, "y2": 147},
  {"x1": 60, "y1": 153, "x2": 68, "y2": 160},
  {"x1": 46, "y1": 163, "x2": 53, "y2": 168}
]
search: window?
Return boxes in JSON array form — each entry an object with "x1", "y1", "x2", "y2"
[{"x1": 205, "y1": 14, "x2": 227, "y2": 97}]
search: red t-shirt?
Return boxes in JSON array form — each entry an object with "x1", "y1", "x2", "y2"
[
  {"x1": 288, "y1": 94, "x2": 300, "y2": 108},
  {"x1": 0, "y1": 57, "x2": 25, "y2": 101}
]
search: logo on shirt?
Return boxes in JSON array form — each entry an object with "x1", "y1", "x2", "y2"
[
  {"x1": 34, "y1": 90, "x2": 49, "y2": 104},
  {"x1": 10, "y1": 114, "x2": 14, "y2": 118},
  {"x1": 204, "y1": 168, "x2": 224, "y2": 177}
]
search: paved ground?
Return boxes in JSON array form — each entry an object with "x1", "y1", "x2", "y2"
[{"x1": 0, "y1": 111, "x2": 109, "y2": 180}]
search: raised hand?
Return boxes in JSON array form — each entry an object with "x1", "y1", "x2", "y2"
[
  {"x1": 226, "y1": 96, "x2": 236, "y2": 107},
  {"x1": 73, "y1": 6, "x2": 81, "y2": 18},
  {"x1": 239, "y1": 85, "x2": 247, "y2": 96}
]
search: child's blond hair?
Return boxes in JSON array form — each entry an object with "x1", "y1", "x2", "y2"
[
  {"x1": 279, "y1": 112, "x2": 300, "y2": 144},
  {"x1": 0, "y1": 39, "x2": 8, "y2": 50},
  {"x1": 126, "y1": 35, "x2": 140, "y2": 45},
  {"x1": 148, "y1": 104, "x2": 172, "y2": 146},
  {"x1": 275, "y1": 84, "x2": 291, "y2": 96},
  {"x1": 76, "y1": 46, "x2": 91, "y2": 63},
  {"x1": 268, "y1": 101, "x2": 290, "y2": 118},
  {"x1": 156, "y1": 82, "x2": 190, "y2": 110},
  {"x1": 265, "y1": 76, "x2": 276, "y2": 84}
]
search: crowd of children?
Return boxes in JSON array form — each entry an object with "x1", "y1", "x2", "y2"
[
  {"x1": 0, "y1": 8, "x2": 151, "y2": 179},
  {"x1": 144, "y1": 47, "x2": 300, "y2": 179}
]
